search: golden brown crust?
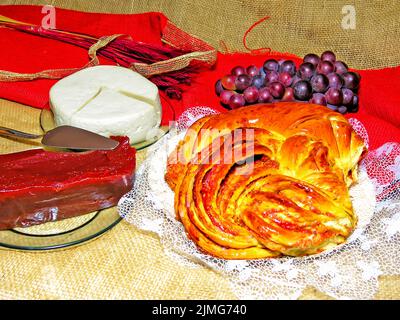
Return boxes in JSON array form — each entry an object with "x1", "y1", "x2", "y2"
[{"x1": 165, "y1": 102, "x2": 366, "y2": 259}]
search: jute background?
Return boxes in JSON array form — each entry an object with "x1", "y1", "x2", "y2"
[{"x1": 0, "y1": 0, "x2": 399, "y2": 300}]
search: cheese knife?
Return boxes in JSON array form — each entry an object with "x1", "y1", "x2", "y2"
[{"x1": 0, "y1": 125, "x2": 119, "y2": 151}]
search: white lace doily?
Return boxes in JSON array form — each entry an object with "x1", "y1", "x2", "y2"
[{"x1": 119, "y1": 107, "x2": 400, "y2": 300}]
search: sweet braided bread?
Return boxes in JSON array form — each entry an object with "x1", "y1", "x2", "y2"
[{"x1": 165, "y1": 102, "x2": 366, "y2": 259}]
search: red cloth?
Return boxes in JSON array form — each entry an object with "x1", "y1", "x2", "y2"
[
  {"x1": 0, "y1": 6, "x2": 167, "y2": 108},
  {"x1": 0, "y1": 5, "x2": 399, "y2": 150}
]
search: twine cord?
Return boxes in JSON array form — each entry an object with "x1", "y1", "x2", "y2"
[{"x1": 242, "y1": 15, "x2": 272, "y2": 54}]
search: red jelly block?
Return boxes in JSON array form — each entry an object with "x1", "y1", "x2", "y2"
[{"x1": 0, "y1": 136, "x2": 136, "y2": 230}]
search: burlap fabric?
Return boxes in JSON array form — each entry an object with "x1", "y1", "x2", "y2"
[{"x1": 0, "y1": 0, "x2": 399, "y2": 300}]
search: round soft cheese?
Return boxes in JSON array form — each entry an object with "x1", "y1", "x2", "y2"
[{"x1": 49, "y1": 65, "x2": 162, "y2": 144}]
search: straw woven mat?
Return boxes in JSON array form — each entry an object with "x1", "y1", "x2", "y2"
[{"x1": 0, "y1": 0, "x2": 399, "y2": 300}]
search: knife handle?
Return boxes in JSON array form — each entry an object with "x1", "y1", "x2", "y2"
[{"x1": 0, "y1": 126, "x2": 42, "y2": 140}]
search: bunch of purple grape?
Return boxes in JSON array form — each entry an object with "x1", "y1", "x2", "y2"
[{"x1": 215, "y1": 51, "x2": 360, "y2": 114}]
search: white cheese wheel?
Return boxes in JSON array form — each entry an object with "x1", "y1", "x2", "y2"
[{"x1": 49, "y1": 65, "x2": 162, "y2": 144}]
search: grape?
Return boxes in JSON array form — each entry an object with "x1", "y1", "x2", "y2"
[
  {"x1": 235, "y1": 74, "x2": 252, "y2": 91},
  {"x1": 325, "y1": 87, "x2": 343, "y2": 105},
  {"x1": 310, "y1": 74, "x2": 329, "y2": 93},
  {"x1": 342, "y1": 72, "x2": 360, "y2": 90},
  {"x1": 321, "y1": 50, "x2": 336, "y2": 63},
  {"x1": 298, "y1": 62, "x2": 315, "y2": 80},
  {"x1": 263, "y1": 59, "x2": 279, "y2": 72},
  {"x1": 303, "y1": 53, "x2": 320, "y2": 67},
  {"x1": 348, "y1": 95, "x2": 359, "y2": 112},
  {"x1": 353, "y1": 95, "x2": 359, "y2": 112},
  {"x1": 220, "y1": 90, "x2": 234, "y2": 105},
  {"x1": 268, "y1": 82, "x2": 285, "y2": 99},
  {"x1": 342, "y1": 88, "x2": 354, "y2": 105},
  {"x1": 221, "y1": 75, "x2": 237, "y2": 90},
  {"x1": 264, "y1": 71, "x2": 280, "y2": 85},
  {"x1": 279, "y1": 72, "x2": 293, "y2": 87},
  {"x1": 317, "y1": 61, "x2": 335, "y2": 75},
  {"x1": 334, "y1": 61, "x2": 348, "y2": 75},
  {"x1": 327, "y1": 72, "x2": 343, "y2": 89},
  {"x1": 258, "y1": 87, "x2": 273, "y2": 103},
  {"x1": 280, "y1": 60, "x2": 296, "y2": 76},
  {"x1": 293, "y1": 80, "x2": 312, "y2": 101},
  {"x1": 251, "y1": 75, "x2": 264, "y2": 89},
  {"x1": 229, "y1": 93, "x2": 246, "y2": 109},
  {"x1": 216, "y1": 52, "x2": 360, "y2": 113},
  {"x1": 231, "y1": 66, "x2": 247, "y2": 76},
  {"x1": 327, "y1": 104, "x2": 338, "y2": 111},
  {"x1": 243, "y1": 86, "x2": 259, "y2": 104},
  {"x1": 291, "y1": 75, "x2": 302, "y2": 87},
  {"x1": 309, "y1": 93, "x2": 327, "y2": 106},
  {"x1": 215, "y1": 80, "x2": 224, "y2": 96},
  {"x1": 282, "y1": 87, "x2": 295, "y2": 101},
  {"x1": 246, "y1": 65, "x2": 259, "y2": 77},
  {"x1": 338, "y1": 106, "x2": 348, "y2": 114}
]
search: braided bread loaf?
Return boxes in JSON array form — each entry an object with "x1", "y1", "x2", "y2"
[{"x1": 165, "y1": 102, "x2": 366, "y2": 259}]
